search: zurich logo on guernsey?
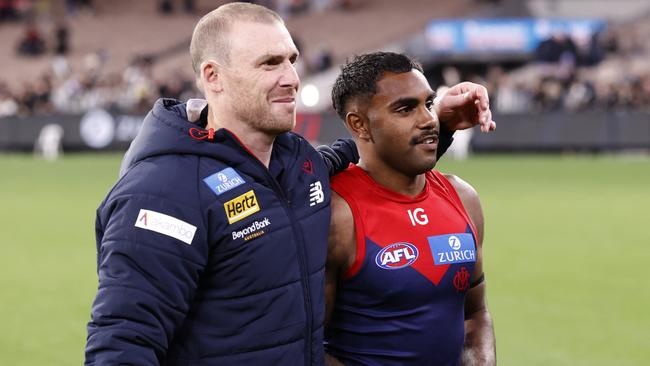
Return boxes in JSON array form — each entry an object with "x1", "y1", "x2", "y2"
[
  {"x1": 428, "y1": 233, "x2": 476, "y2": 265},
  {"x1": 375, "y1": 242, "x2": 419, "y2": 270}
]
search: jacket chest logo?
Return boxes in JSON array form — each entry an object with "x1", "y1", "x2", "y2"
[
  {"x1": 204, "y1": 167, "x2": 246, "y2": 196},
  {"x1": 309, "y1": 181, "x2": 324, "y2": 206},
  {"x1": 224, "y1": 190, "x2": 260, "y2": 224}
]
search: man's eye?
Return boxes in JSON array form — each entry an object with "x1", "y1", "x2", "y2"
[
  {"x1": 262, "y1": 58, "x2": 281, "y2": 67},
  {"x1": 397, "y1": 106, "x2": 413, "y2": 114},
  {"x1": 425, "y1": 101, "x2": 434, "y2": 111}
]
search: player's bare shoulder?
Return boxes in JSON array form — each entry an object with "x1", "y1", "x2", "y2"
[
  {"x1": 443, "y1": 174, "x2": 484, "y2": 240},
  {"x1": 443, "y1": 174, "x2": 479, "y2": 205}
]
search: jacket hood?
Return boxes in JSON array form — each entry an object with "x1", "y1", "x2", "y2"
[
  {"x1": 119, "y1": 98, "x2": 272, "y2": 177},
  {"x1": 120, "y1": 98, "x2": 297, "y2": 177}
]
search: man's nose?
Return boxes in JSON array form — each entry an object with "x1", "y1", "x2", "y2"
[
  {"x1": 279, "y1": 60, "x2": 300, "y2": 90},
  {"x1": 417, "y1": 107, "x2": 439, "y2": 130}
]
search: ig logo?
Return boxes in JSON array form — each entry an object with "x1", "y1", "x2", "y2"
[{"x1": 407, "y1": 208, "x2": 428, "y2": 226}]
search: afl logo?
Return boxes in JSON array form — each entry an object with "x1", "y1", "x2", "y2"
[{"x1": 375, "y1": 242, "x2": 419, "y2": 270}]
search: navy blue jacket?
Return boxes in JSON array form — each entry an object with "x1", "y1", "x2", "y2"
[{"x1": 86, "y1": 99, "x2": 344, "y2": 365}]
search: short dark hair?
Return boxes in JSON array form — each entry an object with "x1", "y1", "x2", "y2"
[{"x1": 331, "y1": 52, "x2": 423, "y2": 120}]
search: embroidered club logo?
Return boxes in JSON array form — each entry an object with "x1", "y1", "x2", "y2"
[
  {"x1": 204, "y1": 167, "x2": 245, "y2": 196},
  {"x1": 302, "y1": 158, "x2": 314, "y2": 174},
  {"x1": 224, "y1": 190, "x2": 260, "y2": 224},
  {"x1": 453, "y1": 267, "x2": 471, "y2": 292},
  {"x1": 375, "y1": 242, "x2": 419, "y2": 270}
]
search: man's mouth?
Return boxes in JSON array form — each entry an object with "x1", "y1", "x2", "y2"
[
  {"x1": 412, "y1": 133, "x2": 439, "y2": 146},
  {"x1": 271, "y1": 96, "x2": 295, "y2": 103}
]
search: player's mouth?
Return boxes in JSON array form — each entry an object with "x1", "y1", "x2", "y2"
[{"x1": 412, "y1": 133, "x2": 439, "y2": 151}]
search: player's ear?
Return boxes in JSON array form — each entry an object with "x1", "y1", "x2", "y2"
[
  {"x1": 345, "y1": 111, "x2": 371, "y2": 141},
  {"x1": 200, "y1": 60, "x2": 224, "y2": 94}
]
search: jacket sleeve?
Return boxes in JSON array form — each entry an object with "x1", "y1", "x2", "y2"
[
  {"x1": 317, "y1": 138, "x2": 360, "y2": 177},
  {"x1": 85, "y1": 194, "x2": 208, "y2": 365},
  {"x1": 437, "y1": 124, "x2": 455, "y2": 160}
]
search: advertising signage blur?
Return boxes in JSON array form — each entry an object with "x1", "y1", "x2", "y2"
[{"x1": 425, "y1": 18, "x2": 606, "y2": 55}]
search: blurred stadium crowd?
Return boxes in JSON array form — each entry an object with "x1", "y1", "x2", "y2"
[
  {"x1": 0, "y1": 0, "x2": 342, "y2": 117},
  {"x1": 0, "y1": 0, "x2": 649, "y2": 119}
]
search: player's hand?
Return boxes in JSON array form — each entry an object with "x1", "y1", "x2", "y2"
[{"x1": 434, "y1": 82, "x2": 496, "y2": 133}]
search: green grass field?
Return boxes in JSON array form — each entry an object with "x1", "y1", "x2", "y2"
[{"x1": 1, "y1": 153, "x2": 648, "y2": 365}]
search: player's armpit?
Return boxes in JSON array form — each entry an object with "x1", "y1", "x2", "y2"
[{"x1": 325, "y1": 192, "x2": 356, "y2": 327}]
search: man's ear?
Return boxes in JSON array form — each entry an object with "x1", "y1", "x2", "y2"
[
  {"x1": 200, "y1": 61, "x2": 223, "y2": 94},
  {"x1": 345, "y1": 111, "x2": 371, "y2": 141}
]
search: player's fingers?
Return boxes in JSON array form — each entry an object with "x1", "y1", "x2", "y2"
[
  {"x1": 475, "y1": 85, "x2": 490, "y2": 111},
  {"x1": 443, "y1": 92, "x2": 471, "y2": 109},
  {"x1": 480, "y1": 109, "x2": 494, "y2": 132}
]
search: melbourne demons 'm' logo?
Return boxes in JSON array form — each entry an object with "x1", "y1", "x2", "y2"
[
  {"x1": 453, "y1": 267, "x2": 470, "y2": 292},
  {"x1": 375, "y1": 242, "x2": 419, "y2": 270}
]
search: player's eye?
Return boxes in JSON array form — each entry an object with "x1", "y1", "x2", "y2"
[{"x1": 396, "y1": 105, "x2": 414, "y2": 114}]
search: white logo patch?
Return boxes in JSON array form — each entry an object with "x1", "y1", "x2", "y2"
[
  {"x1": 309, "y1": 181, "x2": 324, "y2": 206},
  {"x1": 135, "y1": 209, "x2": 197, "y2": 245},
  {"x1": 407, "y1": 208, "x2": 429, "y2": 226}
]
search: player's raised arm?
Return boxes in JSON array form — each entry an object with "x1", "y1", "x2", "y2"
[{"x1": 445, "y1": 174, "x2": 496, "y2": 366}]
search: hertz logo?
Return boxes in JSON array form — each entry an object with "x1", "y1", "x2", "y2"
[{"x1": 224, "y1": 190, "x2": 260, "y2": 224}]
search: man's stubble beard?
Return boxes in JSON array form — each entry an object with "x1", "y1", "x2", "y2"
[{"x1": 233, "y1": 95, "x2": 296, "y2": 135}]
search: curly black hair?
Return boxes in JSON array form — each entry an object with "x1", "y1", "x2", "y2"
[{"x1": 331, "y1": 52, "x2": 423, "y2": 120}]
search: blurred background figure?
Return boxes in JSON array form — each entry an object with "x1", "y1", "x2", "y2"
[{"x1": 33, "y1": 123, "x2": 63, "y2": 160}]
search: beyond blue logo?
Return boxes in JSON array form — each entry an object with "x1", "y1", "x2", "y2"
[
  {"x1": 375, "y1": 242, "x2": 419, "y2": 270},
  {"x1": 428, "y1": 233, "x2": 476, "y2": 265},
  {"x1": 204, "y1": 168, "x2": 245, "y2": 196}
]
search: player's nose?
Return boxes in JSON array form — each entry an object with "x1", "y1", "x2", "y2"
[{"x1": 417, "y1": 106, "x2": 439, "y2": 130}]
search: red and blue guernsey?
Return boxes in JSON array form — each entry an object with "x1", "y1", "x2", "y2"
[{"x1": 326, "y1": 165, "x2": 478, "y2": 366}]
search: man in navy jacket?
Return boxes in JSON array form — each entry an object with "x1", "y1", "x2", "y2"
[{"x1": 85, "y1": 3, "x2": 495, "y2": 365}]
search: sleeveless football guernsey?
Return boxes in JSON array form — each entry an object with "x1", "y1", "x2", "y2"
[{"x1": 326, "y1": 165, "x2": 478, "y2": 366}]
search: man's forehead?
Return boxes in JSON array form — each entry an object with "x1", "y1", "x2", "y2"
[
  {"x1": 230, "y1": 21, "x2": 297, "y2": 58},
  {"x1": 374, "y1": 70, "x2": 433, "y2": 101}
]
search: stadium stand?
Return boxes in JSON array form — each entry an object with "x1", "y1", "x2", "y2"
[
  {"x1": 0, "y1": 0, "x2": 648, "y2": 152},
  {"x1": 0, "y1": 0, "x2": 480, "y2": 116}
]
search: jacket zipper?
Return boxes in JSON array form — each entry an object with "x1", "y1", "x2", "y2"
[{"x1": 225, "y1": 133, "x2": 314, "y2": 365}]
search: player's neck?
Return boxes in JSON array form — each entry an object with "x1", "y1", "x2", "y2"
[
  {"x1": 357, "y1": 159, "x2": 426, "y2": 198},
  {"x1": 207, "y1": 107, "x2": 274, "y2": 167}
]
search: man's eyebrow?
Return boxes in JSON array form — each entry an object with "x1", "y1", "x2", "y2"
[{"x1": 254, "y1": 51, "x2": 299, "y2": 65}]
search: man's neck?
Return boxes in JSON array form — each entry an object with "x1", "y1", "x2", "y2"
[
  {"x1": 207, "y1": 107, "x2": 275, "y2": 168},
  {"x1": 357, "y1": 159, "x2": 426, "y2": 198}
]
